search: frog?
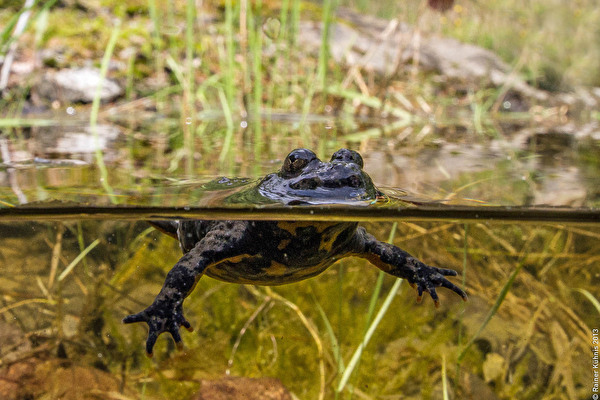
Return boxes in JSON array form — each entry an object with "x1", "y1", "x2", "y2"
[{"x1": 123, "y1": 148, "x2": 467, "y2": 356}]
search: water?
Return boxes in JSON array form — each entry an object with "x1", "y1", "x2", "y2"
[
  {"x1": 0, "y1": 219, "x2": 598, "y2": 399},
  {"x1": 0, "y1": 120, "x2": 599, "y2": 399}
]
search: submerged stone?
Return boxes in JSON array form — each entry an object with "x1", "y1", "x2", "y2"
[
  {"x1": 35, "y1": 67, "x2": 122, "y2": 104},
  {"x1": 193, "y1": 377, "x2": 292, "y2": 400}
]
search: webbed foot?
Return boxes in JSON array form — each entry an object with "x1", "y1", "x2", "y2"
[
  {"x1": 408, "y1": 263, "x2": 467, "y2": 307},
  {"x1": 123, "y1": 301, "x2": 193, "y2": 356}
]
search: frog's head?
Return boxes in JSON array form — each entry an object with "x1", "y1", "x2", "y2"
[{"x1": 258, "y1": 148, "x2": 383, "y2": 205}]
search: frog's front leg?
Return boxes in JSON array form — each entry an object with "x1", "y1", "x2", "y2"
[
  {"x1": 353, "y1": 227, "x2": 467, "y2": 305},
  {"x1": 122, "y1": 247, "x2": 202, "y2": 356},
  {"x1": 123, "y1": 221, "x2": 248, "y2": 356}
]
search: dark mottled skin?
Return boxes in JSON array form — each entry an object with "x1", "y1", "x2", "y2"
[{"x1": 124, "y1": 149, "x2": 467, "y2": 355}]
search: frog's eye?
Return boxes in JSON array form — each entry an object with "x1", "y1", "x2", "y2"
[
  {"x1": 330, "y1": 149, "x2": 363, "y2": 168},
  {"x1": 281, "y1": 148, "x2": 317, "y2": 177}
]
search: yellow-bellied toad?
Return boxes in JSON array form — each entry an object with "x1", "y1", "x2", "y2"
[{"x1": 124, "y1": 149, "x2": 467, "y2": 355}]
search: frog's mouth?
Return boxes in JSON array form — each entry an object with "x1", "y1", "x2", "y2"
[
  {"x1": 255, "y1": 179, "x2": 384, "y2": 206},
  {"x1": 258, "y1": 187, "x2": 378, "y2": 205},
  {"x1": 224, "y1": 177, "x2": 390, "y2": 206}
]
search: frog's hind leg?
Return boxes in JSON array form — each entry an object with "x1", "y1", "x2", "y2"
[
  {"x1": 351, "y1": 227, "x2": 467, "y2": 306},
  {"x1": 123, "y1": 221, "x2": 250, "y2": 356}
]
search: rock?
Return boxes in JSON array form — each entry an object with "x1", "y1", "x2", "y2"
[
  {"x1": 0, "y1": 358, "x2": 135, "y2": 400},
  {"x1": 460, "y1": 371, "x2": 502, "y2": 400},
  {"x1": 35, "y1": 67, "x2": 122, "y2": 104},
  {"x1": 298, "y1": 8, "x2": 548, "y2": 101},
  {"x1": 192, "y1": 376, "x2": 293, "y2": 400},
  {"x1": 0, "y1": 321, "x2": 32, "y2": 364},
  {"x1": 417, "y1": 37, "x2": 547, "y2": 101},
  {"x1": 556, "y1": 86, "x2": 600, "y2": 117}
]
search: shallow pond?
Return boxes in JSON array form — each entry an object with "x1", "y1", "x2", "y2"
[{"x1": 0, "y1": 118, "x2": 598, "y2": 399}]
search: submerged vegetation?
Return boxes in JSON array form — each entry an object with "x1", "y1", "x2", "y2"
[{"x1": 0, "y1": 220, "x2": 598, "y2": 399}]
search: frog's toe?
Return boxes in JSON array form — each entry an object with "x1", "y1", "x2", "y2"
[
  {"x1": 145, "y1": 328, "x2": 160, "y2": 356},
  {"x1": 414, "y1": 281, "x2": 440, "y2": 306},
  {"x1": 434, "y1": 266, "x2": 458, "y2": 277},
  {"x1": 426, "y1": 282, "x2": 441, "y2": 306},
  {"x1": 143, "y1": 317, "x2": 176, "y2": 356},
  {"x1": 415, "y1": 284, "x2": 423, "y2": 303},
  {"x1": 439, "y1": 278, "x2": 468, "y2": 301},
  {"x1": 177, "y1": 315, "x2": 193, "y2": 332},
  {"x1": 123, "y1": 311, "x2": 147, "y2": 324},
  {"x1": 123, "y1": 311, "x2": 161, "y2": 355},
  {"x1": 168, "y1": 325, "x2": 183, "y2": 348}
]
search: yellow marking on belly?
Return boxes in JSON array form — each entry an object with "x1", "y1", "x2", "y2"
[
  {"x1": 204, "y1": 254, "x2": 255, "y2": 281},
  {"x1": 294, "y1": 261, "x2": 334, "y2": 280},
  {"x1": 228, "y1": 254, "x2": 251, "y2": 263},
  {"x1": 318, "y1": 233, "x2": 337, "y2": 252},
  {"x1": 263, "y1": 261, "x2": 292, "y2": 276}
]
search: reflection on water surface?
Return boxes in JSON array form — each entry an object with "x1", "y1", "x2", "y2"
[{"x1": 1, "y1": 120, "x2": 599, "y2": 210}]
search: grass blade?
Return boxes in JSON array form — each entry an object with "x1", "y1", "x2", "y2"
[
  {"x1": 457, "y1": 257, "x2": 524, "y2": 363},
  {"x1": 337, "y1": 278, "x2": 404, "y2": 393},
  {"x1": 57, "y1": 238, "x2": 100, "y2": 282},
  {"x1": 90, "y1": 20, "x2": 121, "y2": 204},
  {"x1": 311, "y1": 287, "x2": 345, "y2": 374},
  {"x1": 574, "y1": 288, "x2": 600, "y2": 315}
]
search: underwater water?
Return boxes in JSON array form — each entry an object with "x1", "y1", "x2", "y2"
[
  {"x1": 0, "y1": 120, "x2": 599, "y2": 399},
  {"x1": 0, "y1": 218, "x2": 598, "y2": 399}
]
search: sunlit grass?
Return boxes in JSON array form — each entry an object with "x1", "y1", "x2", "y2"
[
  {"x1": 90, "y1": 20, "x2": 120, "y2": 204},
  {"x1": 3, "y1": 0, "x2": 594, "y2": 156},
  {"x1": 0, "y1": 118, "x2": 56, "y2": 127}
]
